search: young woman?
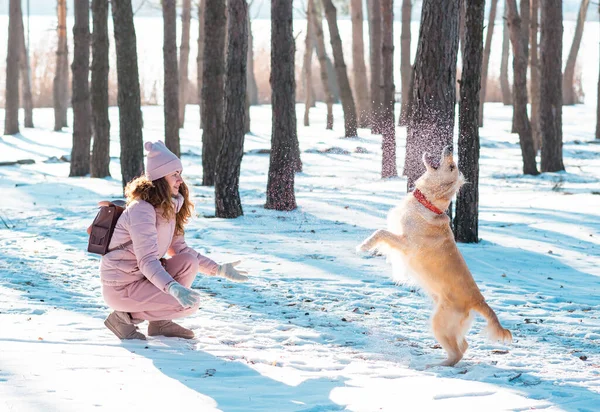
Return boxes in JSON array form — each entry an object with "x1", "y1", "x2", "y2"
[{"x1": 100, "y1": 141, "x2": 248, "y2": 340}]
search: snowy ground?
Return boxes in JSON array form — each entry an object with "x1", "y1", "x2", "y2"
[{"x1": 1, "y1": 102, "x2": 600, "y2": 411}]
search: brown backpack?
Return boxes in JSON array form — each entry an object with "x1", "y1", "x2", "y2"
[{"x1": 87, "y1": 201, "x2": 132, "y2": 255}]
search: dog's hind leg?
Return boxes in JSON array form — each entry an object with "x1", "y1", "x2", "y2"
[
  {"x1": 357, "y1": 230, "x2": 407, "y2": 253},
  {"x1": 431, "y1": 306, "x2": 464, "y2": 367}
]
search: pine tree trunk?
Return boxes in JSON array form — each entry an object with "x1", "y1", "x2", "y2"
[
  {"x1": 178, "y1": 0, "x2": 191, "y2": 128},
  {"x1": 322, "y1": 0, "x2": 358, "y2": 138},
  {"x1": 380, "y1": 0, "x2": 396, "y2": 178},
  {"x1": 303, "y1": 0, "x2": 315, "y2": 127},
  {"x1": 530, "y1": 0, "x2": 541, "y2": 151},
  {"x1": 215, "y1": 0, "x2": 248, "y2": 219},
  {"x1": 18, "y1": 10, "x2": 33, "y2": 128},
  {"x1": 54, "y1": 0, "x2": 69, "y2": 131},
  {"x1": 398, "y1": 0, "x2": 411, "y2": 126},
  {"x1": 478, "y1": 0, "x2": 498, "y2": 127},
  {"x1": 202, "y1": 0, "x2": 226, "y2": 186},
  {"x1": 247, "y1": 14, "x2": 258, "y2": 105},
  {"x1": 540, "y1": 0, "x2": 564, "y2": 172},
  {"x1": 4, "y1": 0, "x2": 21, "y2": 135},
  {"x1": 562, "y1": 0, "x2": 589, "y2": 105},
  {"x1": 459, "y1": 0, "x2": 467, "y2": 59},
  {"x1": 325, "y1": 53, "x2": 341, "y2": 103},
  {"x1": 500, "y1": 2, "x2": 512, "y2": 105},
  {"x1": 265, "y1": 0, "x2": 298, "y2": 211},
  {"x1": 404, "y1": 0, "x2": 460, "y2": 190},
  {"x1": 506, "y1": 0, "x2": 538, "y2": 175},
  {"x1": 456, "y1": 0, "x2": 485, "y2": 244},
  {"x1": 310, "y1": 4, "x2": 334, "y2": 129},
  {"x1": 163, "y1": 0, "x2": 180, "y2": 157},
  {"x1": 111, "y1": 0, "x2": 145, "y2": 188},
  {"x1": 70, "y1": 0, "x2": 91, "y2": 177},
  {"x1": 90, "y1": 0, "x2": 111, "y2": 178},
  {"x1": 197, "y1": 0, "x2": 206, "y2": 129},
  {"x1": 367, "y1": 0, "x2": 382, "y2": 133},
  {"x1": 351, "y1": 0, "x2": 370, "y2": 127}
]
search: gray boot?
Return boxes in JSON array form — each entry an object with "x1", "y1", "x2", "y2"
[
  {"x1": 148, "y1": 320, "x2": 194, "y2": 339},
  {"x1": 104, "y1": 311, "x2": 146, "y2": 340}
]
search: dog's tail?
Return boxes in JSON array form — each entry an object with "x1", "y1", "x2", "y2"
[{"x1": 472, "y1": 300, "x2": 512, "y2": 343}]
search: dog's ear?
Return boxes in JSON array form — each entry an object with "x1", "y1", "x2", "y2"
[{"x1": 422, "y1": 152, "x2": 439, "y2": 171}]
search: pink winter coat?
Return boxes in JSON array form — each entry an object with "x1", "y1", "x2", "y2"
[{"x1": 100, "y1": 194, "x2": 218, "y2": 292}]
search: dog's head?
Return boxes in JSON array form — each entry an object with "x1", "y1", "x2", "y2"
[{"x1": 415, "y1": 146, "x2": 465, "y2": 201}]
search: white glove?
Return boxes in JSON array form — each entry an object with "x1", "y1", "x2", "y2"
[
  {"x1": 167, "y1": 282, "x2": 201, "y2": 309},
  {"x1": 217, "y1": 261, "x2": 249, "y2": 282}
]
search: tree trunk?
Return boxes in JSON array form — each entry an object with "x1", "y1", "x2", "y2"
[
  {"x1": 500, "y1": 2, "x2": 512, "y2": 105},
  {"x1": 404, "y1": 0, "x2": 460, "y2": 190},
  {"x1": 54, "y1": 0, "x2": 69, "y2": 131},
  {"x1": 111, "y1": 0, "x2": 145, "y2": 188},
  {"x1": 506, "y1": 0, "x2": 538, "y2": 175},
  {"x1": 178, "y1": 0, "x2": 191, "y2": 128},
  {"x1": 540, "y1": 0, "x2": 564, "y2": 172},
  {"x1": 303, "y1": 0, "x2": 315, "y2": 127},
  {"x1": 4, "y1": 0, "x2": 21, "y2": 135},
  {"x1": 351, "y1": 0, "x2": 370, "y2": 127},
  {"x1": 563, "y1": 0, "x2": 589, "y2": 105},
  {"x1": 197, "y1": 0, "x2": 206, "y2": 129},
  {"x1": 244, "y1": 87, "x2": 251, "y2": 133},
  {"x1": 70, "y1": 0, "x2": 91, "y2": 177},
  {"x1": 456, "y1": 0, "x2": 485, "y2": 244},
  {"x1": 310, "y1": 4, "x2": 334, "y2": 129},
  {"x1": 18, "y1": 9, "x2": 33, "y2": 128},
  {"x1": 398, "y1": 0, "x2": 411, "y2": 126},
  {"x1": 322, "y1": 0, "x2": 358, "y2": 138},
  {"x1": 459, "y1": 0, "x2": 467, "y2": 59},
  {"x1": 163, "y1": 0, "x2": 180, "y2": 157},
  {"x1": 530, "y1": 0, "x2": 541, "y2": 151},
  {"x1": 367, "y1": 0, "x2": 382, "y2": 133},
  {"x1": 265, "y1": 0, "x2": 298, "y2": 211},
  {"x1": 202, "y1": 0, "x2": 226, "y2": 186},
  {"x1": 215, "y1": 0, "x2": 248, "y2": 219},
  {"x1": 247, "y1": 13, "x2": 258, "y2": 105},
  {"x1": 90, "y1": 0, "x2": 111, "y2": 178},
  {"x1": 478, "y1": 0, "x2": 498, "y2": 127},
  {"x1": 380, "y1": 0, "x2": 396, "y2": 178}
]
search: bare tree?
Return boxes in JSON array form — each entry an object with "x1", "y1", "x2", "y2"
[
  {"x1": 380, "y1": 0, "x2": 396, "y2": 178},
  {"x1": 367, "y1": 0, "x2": 382, "y2": 133},
  {"x1": 322, "y1": 0, "x2": 358, "y2": 138},
  {"x1": 398, "y1": 0, "x2": 411, "y2": 126},
  {"x1": 530, "y1": 0, "x2": 541, "y2": 151},
  {"x1": 506, "y1": 0, "x2": 538, "y2": 175},
  {"x1": 404, "y1": 0, "x2": 460, "y2": 190},
  {"x1": 563, "y1": 0, "x2": 590, "y2": 105},
  {"x1": 478, "y1": 0, "x2": 498, "y2": 126},
  {"x1": 202, "y1": 0, "x2": 226, "y2": 186},
  {"x1": 351, "y1": 0, "x2": 370, "y2": 127},
  {"x1": 70, "y1": 0, "x2": 91, "y2": 177},
  {"x1": 303, "y1": 0, "x2": 315, "y2": 127},
  {"x1": 90, "y1": 0, "x2": 111, "y2": 178},
  {"x1": 178, "y1": 0, "x2": 192, "y2": 128},
  {"x1": 540, "y1": 0, "x2": 564, "y2": 172},
  {"x1": 163, "y1": 0, "x2": 180, "y2": 157},
  {"x1": 456, "y1": 0, "x2": 485, "y2": 243},
  {"x1": 247, "y1": 10, "x2": 258, "y2": 105},
  {"x1": 265, "y1": 0, "x2": 298, "y2": 211},
  {"x1": 197, "y1": 0, "x2": 206, "y2": 129},
  {"x1": 4, "y1": 0, "x2": 21, "y2": 135},
  {"x1": 111, "y1": 0, "x2": 145, "y2": 188},
  {"x1": 500, "y1": 1, "x2": 512, "y2": 105},
  {"x1": 310, "y1": 3, "x2": 334, "y2": 129},
  {"x1": 54, "y1": 0, "x2": 69, "y2": 131},
  {"x1": 18, "y1": 10, "x2": 33, "y2": 128}
]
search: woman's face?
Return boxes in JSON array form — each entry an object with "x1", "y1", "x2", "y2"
[{"x1": 164, "y1": 170, "x2": 183, "y2": 197}]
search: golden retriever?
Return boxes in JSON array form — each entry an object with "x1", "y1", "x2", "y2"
[{"x1": 358, "y1": 146, "x2": 512, "y2": 366}]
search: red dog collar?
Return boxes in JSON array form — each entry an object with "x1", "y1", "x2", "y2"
[{"x1": 413, "y1": 189, "x2": 444, "y2": 215}]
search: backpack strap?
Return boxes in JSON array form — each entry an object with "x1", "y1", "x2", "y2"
[{"x1": 108, "y1": 239, "x2": 133, "y2": 253}]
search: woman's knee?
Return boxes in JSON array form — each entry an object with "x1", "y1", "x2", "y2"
[{"x1": 166, "y1": 253, "x2": 199, "y2": 275}]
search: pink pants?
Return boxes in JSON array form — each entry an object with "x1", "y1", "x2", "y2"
[{"x1": 102, "y1": 253, "x2": 200, "y2": 321}]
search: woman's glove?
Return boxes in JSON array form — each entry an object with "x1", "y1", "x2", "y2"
[
  {"x1": 167, "y1": 282, "x2": 201, "y2": 308},
  {"x1": 217, "y1": 261, "x2": 249, "y2": 282}
]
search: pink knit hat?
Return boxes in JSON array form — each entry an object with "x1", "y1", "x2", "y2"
[{"x1": 144, "y1": 140, "x2": 183, "y2": 181}]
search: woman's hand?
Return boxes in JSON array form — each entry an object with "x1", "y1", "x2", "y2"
[
  {"x1": 167, "y1": 282, "x2": 201, "y2": 308},
  {"x1": 217, "y1": 261, "x2": 249, "y2": 282}
]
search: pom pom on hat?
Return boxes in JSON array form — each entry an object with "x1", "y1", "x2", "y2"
[{"x1": 144, "y1": 140, "x2": 183, "y2": 181}]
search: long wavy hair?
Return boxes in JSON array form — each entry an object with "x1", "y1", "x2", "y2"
[{"x1": 124, "y1": 175, "x2": 193, "y2": 236}]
